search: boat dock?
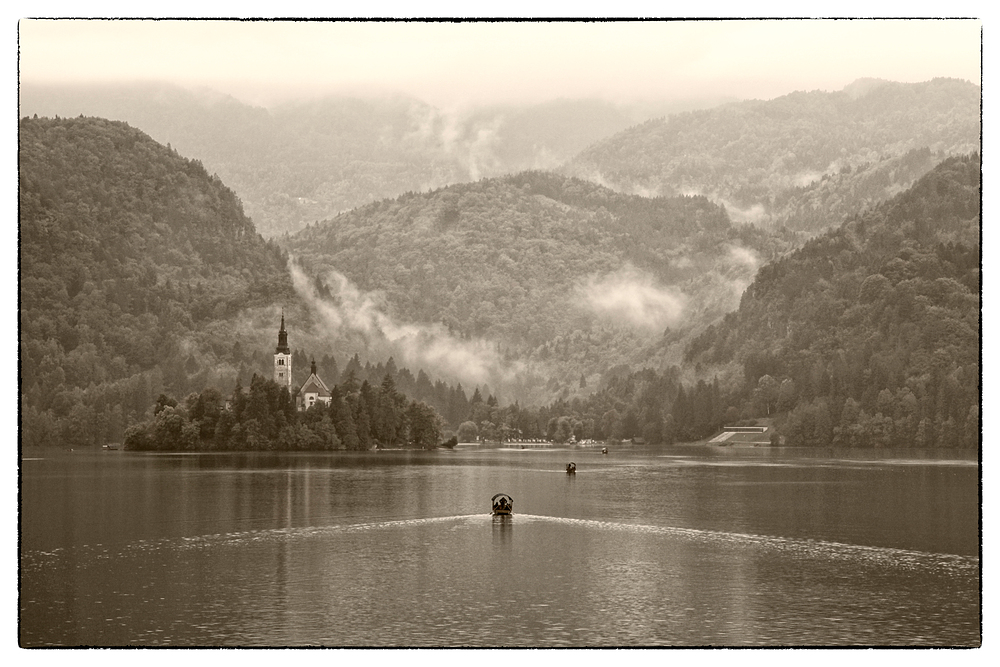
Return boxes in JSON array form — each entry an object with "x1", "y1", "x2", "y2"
[{"x1": 708, "y1": 426, "x2": 772, "y2": 446}]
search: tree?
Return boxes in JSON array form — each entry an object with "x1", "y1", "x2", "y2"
[
  {"x1": 154, "y1": 393, "x2": 178, "y2": 416},
  {"x1": 457, "y1": 420, "x2": 478, "y2": 443},
  {"x1": 661, "y1": 414, "x2": 677, "y2": 445},
  {"x1": 753, "y1": 375, "x2": 781, "y2": 416},
  {"x1": 777, "y1": 378, "x2": 798, "y2": 413},
  {"x1": 553, "y1": 416, "x2": 573, "y2": 443},
  {"x1": 407, "y1": 401, "x2": 442, "y2": 449}
]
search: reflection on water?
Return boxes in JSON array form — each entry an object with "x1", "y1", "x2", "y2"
[
  {"x1": 492, "y1": 515, "x2": 513, "y2": 548},
  {"x1": 20, "y1": 448, "x2": 979, "y2": 647}
]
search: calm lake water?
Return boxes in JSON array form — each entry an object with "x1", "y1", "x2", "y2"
[{"x1": 19, "y1": 446, "x2": 980, "y2": 647}]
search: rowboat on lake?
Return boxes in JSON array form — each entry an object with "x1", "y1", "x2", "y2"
[
  {"x1": 566, "y1": 462, "x2": 576, "y2": 474},
  {"x1": 491, "y1": 493, "x2": 513, "y2": 516}
]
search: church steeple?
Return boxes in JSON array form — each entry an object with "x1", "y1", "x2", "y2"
[
  {"x1": 275, "y1": 309, "x2": 290, "y2": 354},
  {"x1": 273, "y1": 309, "x2": 292, "y2": 388}
]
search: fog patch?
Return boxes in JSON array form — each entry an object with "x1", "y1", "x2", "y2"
[
  {"x1": 700, "y1": 244, "x2": 764, "y2": 311},
  {"x1": 793, "y1": 170, "x2": 823, "y2": 187},
  {"x1": 726, "y1": 244, "x2": 762, "y2": 273},
  {"x1": 579, "y1": 265, "x2": 686, "y2": 330},
  {"x1": 404, "y1": 103, "x2": 504, "y2": 183},
  {"x1": 290, "y1": 261, "x2": 517, "y2": 388},
  {"x1": 721, "y1": 200, "x2": 768, "y2": 224},
  {"x1": 625, "y1": 182, "x2": 662, "y2": 198}
]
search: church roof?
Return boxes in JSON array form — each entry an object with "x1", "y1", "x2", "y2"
[{"x1": 299, "y1": 373, "x2": 331, "y2": 397}]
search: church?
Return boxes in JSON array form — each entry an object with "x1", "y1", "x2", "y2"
[{"x1": 273, "y1": 312, "x2": 332, "y2": 411}]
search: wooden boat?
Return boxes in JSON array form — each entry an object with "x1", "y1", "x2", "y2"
[
  {"x1": 566, "y1": 462, "x2": 576, "y2": 474},
  {"x1": 491, "y1": 493, "x2": 513, "y2": 516}
]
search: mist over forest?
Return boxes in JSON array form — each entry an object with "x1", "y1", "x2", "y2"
[
  {"x1": 20, "y1": 82, "x2": 733, "y2": 238},
  {"x1": 18, "y1": 74, "x2": 981, "y2": 451}
]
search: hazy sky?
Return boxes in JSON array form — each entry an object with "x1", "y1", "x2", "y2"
[{"x1": 18, "y1": 18, "x2": 982, "y2": 107}]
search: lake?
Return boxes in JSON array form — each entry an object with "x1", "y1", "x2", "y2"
[{"x1": 19, "y1": 445, "x2": 980, "y2": 647}]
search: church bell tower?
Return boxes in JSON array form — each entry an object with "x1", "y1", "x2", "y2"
[{"x1": 274, "y1": 310, "x2": 292, "y2": 389}]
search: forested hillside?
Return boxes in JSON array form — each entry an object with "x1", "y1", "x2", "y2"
[
  {"x1": 18, "y1": 114, "x2": 579, "y2": 448},
  {"x1": 564, "y1": 78, "x2": 980, "y2": 233},
  {"x1": 285, "y1": 170, "x2": 798, "y2": 396},
  {"x1": 19, "y1": 115, "x2": 296, "y2": 447},
  {"x1": 19, "y1": 83, "x2": 666, "y2": 237},
  {"x1": 682, "y1": 154, "x2": 980, "y2": 447},
  {"x1": 18, "y1": 114, "x2": 980, "y2": 451}
]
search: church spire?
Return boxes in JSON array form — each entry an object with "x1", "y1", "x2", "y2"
[
  {"x1": 275, "y1": 308, "x2": 290, "y2": 354},
  {"x1": 273, "y1": 308, "x2": 292, "y2": 389}
]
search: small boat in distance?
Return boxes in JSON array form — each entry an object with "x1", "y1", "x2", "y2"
[
  {"x1": 566, "y1": 462, "x2": 576, "y2": 474},
  {"x1": 491, "y1": 493, "x2": 513, "y2": 516}
]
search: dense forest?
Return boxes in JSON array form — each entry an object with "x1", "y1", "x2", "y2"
[
  {"x1": 767, "y1": 147, "x2": 948, "y2": 231},
  {"x1": 681, "y1": 154, "x2": 980, "y2": 447},
  {"x1": 19, "y1": 115, "x2": 501, "y2": 450},
  {"x1": 19, "y1": 116, "x2": 296, "y2": 447},
  {"x1": 120, "y1": 353, "x2": 729, "y2": 451},
  {"x1": 477, "y1": 154, "x2": 979, "y2": 450},
  {"x1": 286, "y1": 170, "x2": 799, "y2": 392},
  {"x1": 123, "y1": 371, "x2": 446, "y2": 452},
  {"x1": 18, "y1": 112, "x2": 980, "y2": 452},
  {"x1": 564, "y1": 78, "x2": 980, "y2": 232}
]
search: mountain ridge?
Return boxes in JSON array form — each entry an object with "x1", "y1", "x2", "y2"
[
  {"x1": 562, "y1": 78, "x2": 981, "y2": 232},
  {"x1": 20, "y1": 82, "x2": 699, "y2": 237}
]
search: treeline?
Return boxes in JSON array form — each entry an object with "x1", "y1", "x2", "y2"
[
  {"x1": 214, "y1": 350, "x2": 482, "y2": 431},
  {"x1": 123, "y1": 372, "x2": 445, "y2": 451},
  {"x1": 458, "y1": 367, "x2": 729, "y2": 445}
]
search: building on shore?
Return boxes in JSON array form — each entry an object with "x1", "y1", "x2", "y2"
[
  {"x1": 298, "y1": 360, "x2": 333, "y2": 411},
  {"x1": 272, "y1": 313, "x2": 334, "y2": 411}
]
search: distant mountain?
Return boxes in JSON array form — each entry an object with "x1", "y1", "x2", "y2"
[
  {"x1": 284, "y1": 170, "x2": 798, "y2": 399},
  {"x1": 682, "y1": 154, "x2": 980, "y2": 448},
  {"x1": 20, "y1": 83, "x2": 687, "y2": 237},
  {"x1": 563, "y1": 78, "x2": 981, "y2": 232},
  {"x1": 19, "y1": 115, "x2": 295, "y2": 447}
]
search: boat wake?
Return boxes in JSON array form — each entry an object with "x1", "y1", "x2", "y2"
[
  {"x1": 511, "y1": 514, "x2": 978, "y2": 573},
  {"x1": 22, "y1": 512, "x2": 977, "y2": 579}
]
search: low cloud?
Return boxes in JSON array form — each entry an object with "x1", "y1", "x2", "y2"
[
  {"x1": 405, "y1": 103, "x2": 504, "y2": 184},
  {"x1": 704, "y1": 245, "x2": 764, "y2": 310},
  {"x1": 792, "y1": 170, "x2": 823, "y2": 187},
  {"x1": 289, "y1": 261, "x2": 518, "y2": 388},
  {"x1": 720, "y1": 200, "x2": 768, "y2": 224},
  {"x1": 579, "y1": 265, "x2": 686, "y2": 330},
  {"x1": 726, "y1": 244, "x2": 762, "y2": 273}
]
